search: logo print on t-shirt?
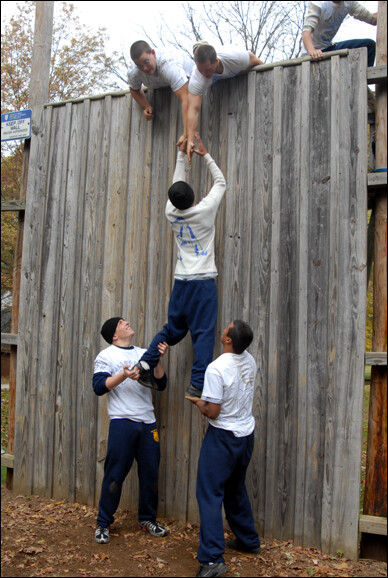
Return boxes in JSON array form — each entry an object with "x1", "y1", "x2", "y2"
[{"x1": 170, "y1": 217, "x2": 207, "y2": 261}]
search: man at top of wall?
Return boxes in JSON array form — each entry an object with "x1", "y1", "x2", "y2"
[
  {"x1": 302, "y1": 1, "x2": 377, "y2": 67},
  {"x1": 128, "y1": 40, "x2": 195, "y2": 149},
  {"x1": 186, "y1": 42, "x2": 264, "y2": 163}
]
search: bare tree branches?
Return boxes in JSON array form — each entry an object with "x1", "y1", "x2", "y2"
[{"x1": 146, "y1": 1, "x2": 308, "y2": 62}]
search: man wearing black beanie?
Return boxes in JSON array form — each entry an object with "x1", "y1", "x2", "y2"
[
  {"x1": 92, "y1": 317, "x2": 169, "y2": 545},
  {"x1": 136, "y1": 132, "x2": 226, "y2": 399}
]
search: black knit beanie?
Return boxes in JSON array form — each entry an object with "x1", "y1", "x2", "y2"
[
  {"x1": 168, "y1": 181, "x2": 194, "y2": 210},
  {"x1": 101, "y1": 317, "x2": 123, "y2": 344}
]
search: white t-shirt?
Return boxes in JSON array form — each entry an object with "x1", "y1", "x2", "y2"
[
  {"x1": 165, "y1": 152, "x2": 226, "y2": 277},
  {"x1": 202, "y1": 351, "x2": 257, "y2": 437},
  {"x1": 188, "y1": 45, "x2": 250, "y2": 96},
  {"x1": 94, "y1": 344, "x2": 155, "y2": 423},
  {"x1": 127, "y1": 49, "x2": 195, "y2": 92},
  {"x1": 302, "y1": 1, "x2": 375, "y2": 53}
]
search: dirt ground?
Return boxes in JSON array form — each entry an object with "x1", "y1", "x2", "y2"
[{"x1": 1, "y1": 486, "x2": 386, "y2": 578}]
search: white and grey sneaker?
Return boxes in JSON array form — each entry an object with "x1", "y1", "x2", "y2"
[
  {"x1": 139, "y1": 520, "x2": 168, "y2": 537},
  {"x1": 95, "y1": 525, "x2": 110, "y2": 544}
]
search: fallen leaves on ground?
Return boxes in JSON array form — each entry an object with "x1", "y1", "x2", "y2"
[{"x1": 1, "y1": 486, "x2": 386, "y2": 577}]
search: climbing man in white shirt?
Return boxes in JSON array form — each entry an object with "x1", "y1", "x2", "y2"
[{"x1": 134, "y1": 132, "x2": 226, "y2": 399}]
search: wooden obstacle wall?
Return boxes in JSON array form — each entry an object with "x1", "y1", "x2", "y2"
[{"x1": 14, "y1": 49, "x2": 368, "y2": 558}]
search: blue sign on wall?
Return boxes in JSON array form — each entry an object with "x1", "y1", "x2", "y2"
[{"x1": 1, "y1": 109, "x2": 32, "y2": 142}]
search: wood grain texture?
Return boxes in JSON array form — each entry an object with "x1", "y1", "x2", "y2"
[{"x1": 14, "y1": 50, "x2": 368, "y2": 558}]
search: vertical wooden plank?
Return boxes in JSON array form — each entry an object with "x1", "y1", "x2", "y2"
[
  {"x1": 238, "y1": 69, "x2": 259, "y2": 524},
  {"x1": 51, "y1": 102, "x2": 75, "y2": 499},
  {"x1": 222, "y1": 75, "x2": 252, "y2": 322},
  {"x1": 68, "y1": 97, "x2": 97, "y2": 506},
  {"x1": 274, "y1": 63, "x2": 302, "y2": 539},
  {"x1": 264, "y1": 65, "x2": 283, "y2": 538},
  {"x1": 52, "y1": 101, "x2": 89, "y2": 501},
  {"x1": 294, "y1": 60, "x2": 311, "y2": 545},
  {"x1": 75, "y1": 97, "x2": 105, "y2": 506},
  {"x1": 212, "y1": 80, "x2": 229, "y2": 367},
  {"x1": 320, "y1": 55, "x2": 341, "y2": 553},
  {"x1": 327, "y1": 48, "x2": 368, "y2": 559},
  {"x1": 14, "y1": 105, "x2": 53, "y2": 494},
  {"x1": 33, "y1": 104, "x2": 71, "y2": 497},
  {"x1": 303, "y1": 58, "x2": 331, "y2": 549},
  {"x1": 122, "y1": 94, "x2": 153, "y2": 346},
  {"x1": 248, "y1": 68, "x2": 274, "y2": 534},
  {"x1": 88, "y1": 95, "x2": 113, "y2": 504}
]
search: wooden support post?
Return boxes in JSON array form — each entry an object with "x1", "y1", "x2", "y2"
[
  {"x1": 7, "y1": 1, "x2": 54, "y2": 488},
  {"x1": 361, "y1": 0, "x2": 387, "y2": 562}
]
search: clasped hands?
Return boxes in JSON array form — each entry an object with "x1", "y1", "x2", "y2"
[{"x1": 176, "y1": 131, "x2": 207, "y2": 163}]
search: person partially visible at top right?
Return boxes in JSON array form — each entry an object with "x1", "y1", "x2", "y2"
[{"x1": 302, "y1": 1, "x2": 377, "y2": 68}]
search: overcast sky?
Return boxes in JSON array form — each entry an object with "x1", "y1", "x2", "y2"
[{"x1": 1, "y1": 0, "x2": 378, "y2": 57}]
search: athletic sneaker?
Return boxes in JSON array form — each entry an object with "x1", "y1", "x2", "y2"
[
  {"x1": 134, "y1": 362, "x2": 158, "y2": 390},
  {"x1": 95, "y1": 525, "x2": 110, "y2": 544},
  {"x1": 226, "y1": 538, "x2": 261, "y2": 554},
  {"x1": 196, "y1": 562, "x2": 229, "y2": 577},
  {"x1": 139, "y1": 519, "x2": 168, "y2": 537},
  {"x1": 186, "y1": 383, "x2": 202, "y2": 398}
]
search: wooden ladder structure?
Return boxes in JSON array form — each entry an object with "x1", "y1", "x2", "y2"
[
  {"x1": 360, "y1": 64, "x2": 387, "y2": 543},
  {"x1": 359, "y1": 1, "x2": 387, "y2": 560}
]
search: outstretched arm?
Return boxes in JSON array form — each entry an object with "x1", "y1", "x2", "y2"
[
  {"x1": 130, "y1": 87, "x2": 154, "y2": 120},
  {"x1": 186, "y1": 396, "x2": 221, "y2": 419},
  {"x1": 174, "y1": 83, "x2": 190, "y2": 149},
  {"x1": 186, "y1": 92, "x2": 203, "y2": 164}
]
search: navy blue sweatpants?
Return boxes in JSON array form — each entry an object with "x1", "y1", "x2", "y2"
[
  {"x1": 97, "y1": 419, "x2": 160, "y2": 528},
  {"x1": 323, "y1": 38, "x2": 376, "y2": 67},
  {"x1": 140, "y1": 279, "x2": 218, "y2": 390},
  {"x1": 196, "y1": 425, "x2": 260, "y2": 563}
]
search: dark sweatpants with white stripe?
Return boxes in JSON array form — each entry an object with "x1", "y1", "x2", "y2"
[
  {"x1": 97, "y1": 418, "x2": 160, "y2": 528},
  {"x1": 196, "y1": 425, "x2": 260, "y2": 563}
]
